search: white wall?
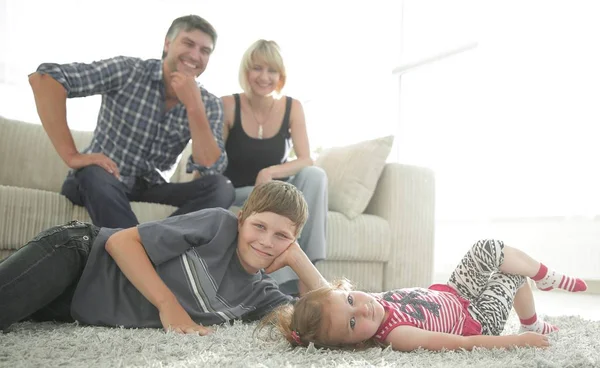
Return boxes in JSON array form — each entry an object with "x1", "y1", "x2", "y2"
[{"x1": 435, "y1": 218, "x2": 600, "y2": 282}]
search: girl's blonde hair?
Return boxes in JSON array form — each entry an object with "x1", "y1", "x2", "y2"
[
  {"x1": 256, "y1": 279, "x2": 381, "y2": 349},
  {"x1": 239, "y1": 39, "x2": 287, "y2": 96}
]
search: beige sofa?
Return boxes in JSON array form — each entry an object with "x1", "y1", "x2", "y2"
[{"x1": 0, "y1": 115, "x2": 435, "y2": 291}]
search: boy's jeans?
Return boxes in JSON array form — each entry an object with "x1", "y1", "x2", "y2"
[{"x1": 0, "y1": 221, "x2": 99, "y2": 331}]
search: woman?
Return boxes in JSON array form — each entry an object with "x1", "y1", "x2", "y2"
[{"x1": 221, "y1": 39, "x2": 327, "y2": 296}]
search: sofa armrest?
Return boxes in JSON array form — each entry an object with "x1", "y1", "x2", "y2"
[{"x1": 365, "y1": 163, "x2": 435, "y2": 290}]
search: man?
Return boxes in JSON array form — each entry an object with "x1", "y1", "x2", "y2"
[{"x1": 28, "y1": 15, "x2": 234, "y2": 228}]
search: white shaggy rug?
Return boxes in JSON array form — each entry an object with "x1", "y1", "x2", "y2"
[{"x1": 1, "y1": 314, "x2": 599, "y2": 368}]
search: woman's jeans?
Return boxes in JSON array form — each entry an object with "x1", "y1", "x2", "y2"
[{"x1": 0, "y1": 221, "x2": 98, "y2": 331}]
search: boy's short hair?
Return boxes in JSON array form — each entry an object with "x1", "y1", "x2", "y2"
[
  {"x1": 239, "y1": 181, "x2": 308, "y2": 237},
  {"x1": 239, "y1": 39, "x2": 287, "y2": 95}
]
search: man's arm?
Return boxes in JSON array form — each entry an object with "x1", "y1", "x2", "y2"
[
  {"x1": 28, "y1": 73, "x2": 77, "y2": 165},
  {"x1": 187, "y1": 103, "x2": 222, "y2": 167},
  {"x1": 186, "y1": 92, "x2": 227, "y2": 174},
  {"x1": 385, "y1": 325, "x2": 549, "y2": 352},
  {"x1": 169, "y1": 72, "x2": 226, "y2": 173},
  {"x1": 105, "y1": 227, "x2": 212, "y2": 335},
  {"x1": 28, "y1": 57, "x2": 137, "y2": 176}
]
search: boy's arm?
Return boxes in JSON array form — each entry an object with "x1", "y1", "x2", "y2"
[
  {"x1": 385, "y1": 326, "x2": 549, "y2": 352},
  {"x1": 105, "y1": 227, "x2": 212, "y2": 335},
  {"x1": 265, "y1": 242, "x2": 328, "y2": 292}
]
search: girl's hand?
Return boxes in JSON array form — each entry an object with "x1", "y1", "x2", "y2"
[
  {"x1": 159, "y1": 298, "x2": 213, "y2": 335},
  {"x1": 517, "y1": 332, "x2": 550, "y2": 348}
]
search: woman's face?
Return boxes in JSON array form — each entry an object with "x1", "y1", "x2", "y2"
[{"x1": 247, "y1": 60, "x2": 281, "y2": 96}]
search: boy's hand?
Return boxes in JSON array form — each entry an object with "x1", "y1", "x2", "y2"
[
  {"x1": 264, "y1": 241, "x2": 300, "y2": 274},
  {"x1": 517, "y1": 332, "x2": 550, "y2": 348},
  {"x1": 159, "y1": 298, "x2": 213, "y2": 335}
]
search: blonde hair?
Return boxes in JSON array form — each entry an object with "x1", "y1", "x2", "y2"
[
  {"x1": 239, "y1": 181, "x2": 308, "y2": 238},
  {"x1": 239, "y1": 39, "x2": 287, "y2": 96},
  {"x1": 255, "y1": 279, "x2": 382, "y2": 350}
]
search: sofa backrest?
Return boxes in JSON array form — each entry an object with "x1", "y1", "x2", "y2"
[{"x1": 0, "y1": 116, "x2": 93, "y2": 192}]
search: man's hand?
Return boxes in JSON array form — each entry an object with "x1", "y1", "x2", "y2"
[
  {"x1": 159, "y1": 298, "x2": 213, "y2": 335},
  {"x1": 264, "y1": 241, "x2": 300, "y2": 274},
  {"x1": 67, "y1": 152, "x2": 120, "y2": 178},
  {"x1": 170, "y1": 71, "x2": 204, "y2": 112},
  {"x1": 517, "y1": 332, "x2": 550, "y2": 348},
  {"x1": 255, "y1": 168, "x2": 273, "y2": 186}
]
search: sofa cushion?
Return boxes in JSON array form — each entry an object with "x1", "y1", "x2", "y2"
[
  {"x1": 0, "y1": 184, "x2": 179, "y2": 253},
  {"x1": 0, "y1": 116, "x2": 92, "y2": 192},
  {"x1": 0, "y1": 186, "x2": 74, "y2": 250},
  {"x1": 315, "y1": 135, "x2": 394, "y2": 219},
  {"x1": 72, "y1": 202, "x2": 178, "y2": 224},
  {"x1": 325, "y1": 211, "x2": 390, "y2": 262}
]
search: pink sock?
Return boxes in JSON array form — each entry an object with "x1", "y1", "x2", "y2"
[
  {"x1": 519, "y1": 314, "x2": 558, "y2": 334},
  {"x1": 531, "y1": 264, "x2": 587, "y2": 292}
]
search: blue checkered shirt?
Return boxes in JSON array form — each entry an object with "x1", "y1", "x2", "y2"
[{"x1": 36, "y1": 56, "x2": 227, "y2": 190}]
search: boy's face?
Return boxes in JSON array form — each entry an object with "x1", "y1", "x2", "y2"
[{"x1": 236, "y1": 211, "x2": 297, "y2": 274}]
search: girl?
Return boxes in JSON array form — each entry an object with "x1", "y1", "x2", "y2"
[{"x1": 258, "y1": 239, "x2": 587, "y2": 351}]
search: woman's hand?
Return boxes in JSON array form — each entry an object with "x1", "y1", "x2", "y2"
[{"x1": 255, "y1": 167, "x2": 273, "y2": 186}]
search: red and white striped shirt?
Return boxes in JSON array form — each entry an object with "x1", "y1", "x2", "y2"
[{"x1": 373, "y1": 285, "x2": 482, "y2": 343}]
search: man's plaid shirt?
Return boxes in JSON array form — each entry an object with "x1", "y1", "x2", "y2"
[{"x1": 36, "y1": 56, "x2": 227, "y2": 190}]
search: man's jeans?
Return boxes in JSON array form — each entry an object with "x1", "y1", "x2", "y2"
[
  {"x1": 61, "y1": 165, "x2": 236, "y2": 228},
  {"x1": 0, "y1": 221, "x2": 98, "y2": 332}
]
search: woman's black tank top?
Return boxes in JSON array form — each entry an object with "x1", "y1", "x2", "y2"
[{"x1": 223, "y1": 94, "x2": 293, "y2": 188}]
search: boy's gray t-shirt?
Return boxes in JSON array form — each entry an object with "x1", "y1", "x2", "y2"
[{"x1": 70, "y1": 208, "x2": 293, "y2": 328}]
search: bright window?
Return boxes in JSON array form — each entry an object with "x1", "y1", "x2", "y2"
[{"x1": 398, "y1": 0, "x2": 600, "y2": 219}]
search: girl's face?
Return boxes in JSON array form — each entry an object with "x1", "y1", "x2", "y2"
[
  {"x1": 247, "y1": 60, "x2": 281, "y2": 96},
  {"x1": 323, "y1": 290, "x2": 386, "y2": 346}
]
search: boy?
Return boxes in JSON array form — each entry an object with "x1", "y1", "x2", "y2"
[{"x1": 0, "y1": 181, "x2": 327, "y2": 334}]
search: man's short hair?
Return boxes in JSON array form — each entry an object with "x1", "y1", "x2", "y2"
[
  {"x1": 239, "y1": 181, "x2": 308, "y2": 237},
  {"x1": 162, "y1": 15, "x2": 217, "y2": 58}
]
